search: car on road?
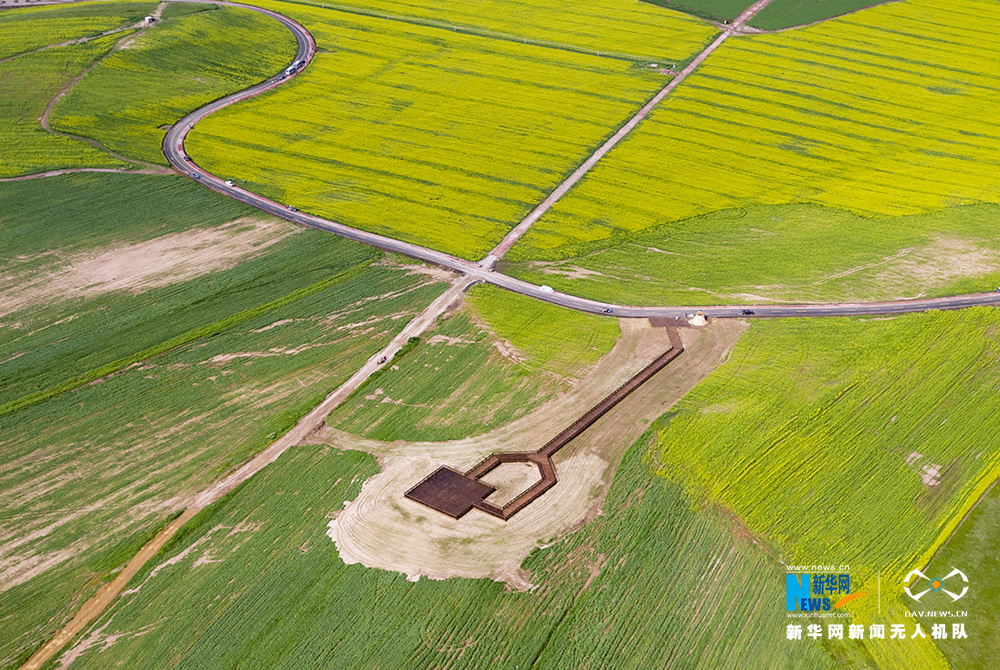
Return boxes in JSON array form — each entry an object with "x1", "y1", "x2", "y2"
[
  {"x1": 377, "y1": 356, "x2": 387, "y2": 364},
  {"x1": 191, "y1": 173, "x2": 200, "y2": 179},
  {"x1": 225, "y1": 180, "x2": 234, "y2": 187},
  {"x1": 184, "y1": 155, "x2": 191, "y2": 161},
  {"x1": 603, "y1": 308, "x2": 613, "y2": 313},
  {"x1": 742, "y1": 309, "x2": 755, "y2": 315},
  {"x1": 287, "y1": 205, "x2": 297, "y2": 212}
]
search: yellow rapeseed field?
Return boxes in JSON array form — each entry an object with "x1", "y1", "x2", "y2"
[
  {"x1": 187, "y1": 3, "x2": 689, "y2": 257},
  {"x1": 268, "y1": 0, "x2": 716, "y2": 61},
  {"x1": 513, "y1": 0, "x2": 1000, "y2": 258}
]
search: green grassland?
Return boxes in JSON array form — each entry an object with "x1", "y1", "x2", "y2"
[
  {"x1": 185, "y1": 1, "x2": 679, "y2": 258},
  {"x1": 0, "y1": 173, "x2": 449, "y2": 667},
  {"x1": 466, "y1": 284, "x2": 620, "y2": 377},
  {"x1": 503, "y1": 203, "x2": 1000, "y2": 306},
  {"x1": 640, "y1": 0, "x2": 749, "y2": 22},
  {"x1": 649, "y1": 309, "x2": 1000, "y2": 668},
  {"x1": 920, "y1": 480, "x2": 1000, "y2": 669},
  {"x1": 0, "y1": 241, "x2": 445, "y2": 668},
  {"x1": 750, "y1": 0, "x2": 888, "y2": 30},
  {"x1": 159, "y1": 1, "x2": 214, "y2": 20},
  {"x1": 1, "y1": 173, "x2": 323, "y2": 407},
  {"x1": 0, "y1": 34, "x2": 129, "y2": 177},
  {"x1": 44, "y1": 424, "x2": 828, "y2": 670},
  {"x1": 0, "y1": 1, "x2": 153, "y2": 60},
  {"x1": 266, "y1": 0, "x2": 717, "y2": 60},
  {"x1": 511, "y1": 0, "x2": 1000, "y2": 264},
  {"x1": 50, "y1": 4, "x2": 297, "y2": 165},
  {"x1": 326, "y1": 289, "x2": 618, "y2": 442},
  {"x1": 326, "y1": 312, "x2": 561, "y2": 442}
]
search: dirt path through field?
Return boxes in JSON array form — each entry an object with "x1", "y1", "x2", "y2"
[
  {"x1": 20, "y1": 509, "x2": 197, "y2": 670},
  {"x1": 0, "y1": 167, "x2": 169, "y2": 182},
  {"x1": 17, "y1": 273, "x2": 471, "y2": 670},
  {"x1": 36, "y1": 6, "x2": 173, "y2": 173},
  {"x1": 321, "y1": 319, "x2": 747, "y2": 585}
]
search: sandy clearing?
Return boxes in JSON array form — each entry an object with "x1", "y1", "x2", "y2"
[
  {"x1": 0, "y1": 217, "x2": 295, "y2": 317},
  {"x1": 320, "y1": 319, "x2": 747, "y2": 584}
]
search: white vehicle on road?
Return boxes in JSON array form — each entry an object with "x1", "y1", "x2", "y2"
[{"x1": 225, "y1": 180, "x2": 234, "y2": 187}]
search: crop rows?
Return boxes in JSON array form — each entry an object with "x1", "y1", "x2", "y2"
[
  {"x1": 47, "y1": 425, "x2": 817, "y2": 669},
  {"x1": 512, "y1": 0, "x2": 1000, "y2": 259},
  {"x1": 271, "y1": 0, "x2": 716, "y2": 61},
  {"x1": 0, "y1": 34, "x2": 127, "y2": 178},
  {"x1": 505, "y1": 202, "x2": 1000, "y2": 306},
  {"x1": 0, "y1": 1, "x2": 153, "y2": 60},
  {"x1": 651, "y1": 309, "x2": 1000, "y2": 669},
  {"x1": 51, "y1": 5, "x2": 297, "y2": 165},
  {"x1": 749, "y1": 0, "x2": 886, "y2": 30},
  {"x1": 187, "y1": 2, "x2": 675, "y2": 258},
  {"x1": 0, "y1": 175, "x2": 447, "y2": 667}
]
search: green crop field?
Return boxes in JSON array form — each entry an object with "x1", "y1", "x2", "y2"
[
  {"x1": 0, "y1": 170, "x2": 450, "y2": 668},
  {"x1": 185, "y1": 1, "x2": 695, "y2": 258},
  {"x1": 512, "y1": 0, "x2": 1000, "y2": 263},
  {"x1": 50, "y1": 4, "x2": 297, "y2": 165},
  {"x1": 0, "y1": 34, "x2": 129, "y2": 177},
  {"x1": 920, "y1": 480, "x2": 1000, "y2": 669},
  {"x1": 41, "y1": 423, "x2": 826, "y2": 670},
  {"x1": 649, "y1": 309, "x2": 1000, "y2": 668},
  {"x1": 327, "y1": 287, "x2": 617, "y2": 441},
  {"x1": 0, "y1": 1, "x2": 152, "y2": 60},
  {"x1": 0, "y1": 173, "x2": 273, "y2": 405},
  {"x1": 466, "y1": 284, "x2": 620, "y2": 377},
  {"x1": 327, "y1": 312, "x2": 561, "y2": 442},
  {"x1": 750, "y1": 0, "x2": 887, "y2": 30},
  {"x1": 273, "y1": 0, "x2": 716, "y2": 60},
  {"x1": 504, "y1": 203, "x2": 1000, "y2": 306}
]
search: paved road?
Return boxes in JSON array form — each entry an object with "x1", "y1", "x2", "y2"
[{"x1": 159, "y1": 1, "x2": 1000, "y2": 320}]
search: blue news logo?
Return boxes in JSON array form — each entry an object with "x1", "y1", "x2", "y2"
[{"x1": 787, "y1": 573, "x2": 863, "y2": 611}]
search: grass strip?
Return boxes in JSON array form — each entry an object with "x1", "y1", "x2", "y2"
[{"x1": 0, "y1": 261, "x2": 371, "y2": 418}]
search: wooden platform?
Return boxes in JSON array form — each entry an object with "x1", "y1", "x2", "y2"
[
  {"x1": 404, "y1": 467, "x2": 496, "y2": 519},
  {"x1": 406, "y1": 326, "x2": 685, "y2": 521}
]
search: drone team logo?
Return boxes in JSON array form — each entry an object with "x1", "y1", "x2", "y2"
[{"x1": 903, "y1": 567, "x2": 969, "y2": 602}]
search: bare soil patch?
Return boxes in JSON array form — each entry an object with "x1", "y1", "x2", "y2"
[
  {"x1": 0, "y1": 218, "x2": 296, "y2": 317},
  {"x1": 318, "y1": 319, "x2": 747, "y2": 584}
]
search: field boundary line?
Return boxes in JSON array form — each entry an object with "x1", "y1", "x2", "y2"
[
  {"x1": 277, "y1": 0, "x2": 681, "y2": 63},
  {"x1": 481, "y1": 0, "x2": 774, "y2": 264},
  {"x1": 0, "y1": 261, "x2": 371, "y2": 419},
  {"x1": 36, "y1": 19, "x2": 173, "y2": 172},
  {"x1": 19, "y1": 274, "x2": 474, "y2": 670}
]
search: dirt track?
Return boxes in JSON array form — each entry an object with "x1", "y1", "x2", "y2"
[
  {"x1": 321, "y1": 319, "x2": 747, "y2": 585},
  {"x1": 16, "y1": 273, "x2": 471, "y2": 670},
  {"x1": 20, "y1": 508, "x2": 197, "y2": 670}
]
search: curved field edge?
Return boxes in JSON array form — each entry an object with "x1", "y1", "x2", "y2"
[
  {"x1": 0, "y1": 1, "x2": 153, "y2": 61},
  {"x1": 49, "y1": 2, "x2": 298, "y2": 166},
  {"x1": 253, "y1": 0, "x2": 718, "y2": 62},
  {"x1": 508, "y1": 0, "x2": 1000, "y2": 267},
  {"x1": 181, "y1": 0, "x2": 701, "y2": 259},
  {"x1": 43, "y1": 424, "x2": 831, "y2": 670}
]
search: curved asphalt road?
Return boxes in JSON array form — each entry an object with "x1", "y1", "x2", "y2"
[{"x1": 162, "y1": 1, "x2": 1000, "y2": 320}]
